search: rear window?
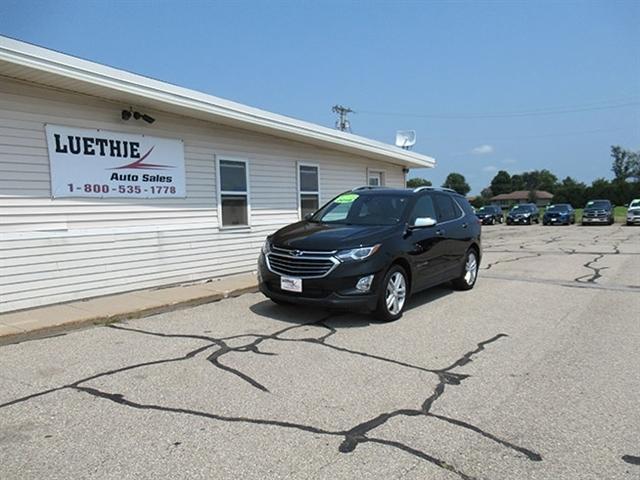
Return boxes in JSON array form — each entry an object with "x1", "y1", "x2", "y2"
[{"x1": 434, "y1": 194, "x2": 462, "y2": 222}]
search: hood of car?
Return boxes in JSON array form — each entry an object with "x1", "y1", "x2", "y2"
[{"x1": 270, "y1": 221, "x2": 399, "y2": 251}]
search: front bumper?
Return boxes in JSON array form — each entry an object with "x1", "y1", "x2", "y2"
[
  {"x1": 543, "y1": 215, "x2": 569, "y2": 224},
  {"x1": 477, "y1": 215, "x2": 497, "y2": 224},
  {"x1": 627, "y1": 216, "x2": 640, "y2": 224},
  {"x1": 257, "y1": 253, "x2": 383, "y2": 311},
  {"x1": 507, "y1": 216, "x2": 532, "y2": 224},
  {"x1": 582, "y1": 216, "x2": 610, "y2": 224}
]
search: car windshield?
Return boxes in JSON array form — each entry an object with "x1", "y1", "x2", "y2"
[
  {"x1": 310, "y1": 192, "x2": 410, "y2": 226},
  {"x1": 548, "y1": 205, "x2": 570, "y2": 212},
  {"x1": 586, "y1": 200, "x2": 610, "y2": 209},
  {"x1": 511, "y1": 205, "x2": 533, "y2": 212},
  {"x1": 477, "y1": 207, "x2": 496, "y2": 214},
  {"x1": 630, "y1": 200, "x2": 640, "y2": 209}
]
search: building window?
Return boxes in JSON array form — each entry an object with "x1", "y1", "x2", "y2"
[
  {"x1": 299, "y1": 163, "x2": 319, "y2": 218},
  {"x1": 218, "y1": 158, "x2": 249, "y2": 227},
  {"x1": 368, "y1": 169, "x2": 384, "y2": 186}
]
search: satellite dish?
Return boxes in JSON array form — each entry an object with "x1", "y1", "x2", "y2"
[{"x1": 395, "y1": 130, "x2": 416, "y2": 150}]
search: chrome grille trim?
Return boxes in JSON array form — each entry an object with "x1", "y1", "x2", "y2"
[{"x1": 266, "y1": 246, "x2": 339, "y2": 279}]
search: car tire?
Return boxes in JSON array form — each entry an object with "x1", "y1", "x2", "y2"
[
  {"x1": 453, "y1": 249, "x2": 479, "y2": 291},
  {"x1": 374, "y1": 265, "x2": 408, "y2": 322},
  {"x1": 490, "y1": 217, "x2": 495, "y2": 225}
]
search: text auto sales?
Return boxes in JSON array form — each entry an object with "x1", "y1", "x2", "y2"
[{"x1": 53, "y1": 134, "x2": 172, "y2": 183}]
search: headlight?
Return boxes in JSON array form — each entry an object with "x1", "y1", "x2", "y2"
[
  {"x1": 261, "y1": 238, "x2": 271, "y2": 255},
  {"x1": 523, "y1": 213, "x2": 531, "y2": 217},
  {"x1": 336, "y1": 244, "x2": 381, "y2": 262}
]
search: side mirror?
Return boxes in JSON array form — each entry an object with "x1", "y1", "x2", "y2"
[
  {"x1": 411, "y1": 217, "x2": 437, "y2": 228},
  {"x1": 303, "y1": 213, "x2": 313, "y2": 220}
]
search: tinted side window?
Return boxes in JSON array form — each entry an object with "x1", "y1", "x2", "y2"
[
  {"x1": 434, "y1": 194, "x2": 461, "y2": 222},
  {"x1": 410, "y1": 195, "x2": 436, "y2": 223}
]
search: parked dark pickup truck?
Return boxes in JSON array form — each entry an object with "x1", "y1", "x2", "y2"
[{"x1": 582, "y1": 199, "x2": 614, "y2": 225}]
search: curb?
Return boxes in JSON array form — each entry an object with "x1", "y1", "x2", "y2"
[{"x1": 0, "y1": 284, "x2": 259, "y2": 346}]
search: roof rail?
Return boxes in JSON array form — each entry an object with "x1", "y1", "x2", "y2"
[
  {"x1": 351, "y1": 185, "x2": 391, "y2": 191},
  {"x1": 412, "y1": 186, "x2": 457, "y2": 194}
]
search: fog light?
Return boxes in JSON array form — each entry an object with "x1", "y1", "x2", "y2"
[{"x1": 356, "y1": 274, "x2": 374, "y2": 292}]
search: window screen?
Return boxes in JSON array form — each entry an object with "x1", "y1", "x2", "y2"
[
  {"x1": 219, "y1": 159, "x2": 249, "y2": 227},
  {"x1": 299, "y1": 165, "x2": 319, "y2": 218},
  {"x1": 220, "y1": 160, "x2": 247, "y2": 192}
]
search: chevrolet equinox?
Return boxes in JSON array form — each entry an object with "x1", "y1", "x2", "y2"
[{"x1": 258, "y1": 186, "x2": 481, "y2": 321}]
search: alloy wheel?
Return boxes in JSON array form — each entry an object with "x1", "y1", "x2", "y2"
[
  {"x1": 385, "y1": 272, "x2": 407, "y2": 315},
  {"x1": 464, "y1": 252, "x2": 478, "y2": 286}
]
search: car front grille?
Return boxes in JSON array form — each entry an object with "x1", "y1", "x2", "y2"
[
  {"x1": 266, "y1": 246, "x2": 339, "y2": 278},
  {"x1": 584, "y1": 211, "x2": 607, "y2": 218}
]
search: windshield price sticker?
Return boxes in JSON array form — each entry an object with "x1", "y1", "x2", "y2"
[
  {"x1": 46, "y1": 124, "x2": 186, "y2": 198},
  {"x1": 335, "y1": 193, "x2": 359, "y2": 204}
]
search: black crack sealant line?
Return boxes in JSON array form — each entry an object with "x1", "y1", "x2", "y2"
[
  {"x1": 1, "y1": 319, "x2": 541, "y2": 480},
  {"x1": 622, "y1": 455, "x2": 640, "y2": 466},
  {"x1": 574, "y1": 253, "x2": 608, "y2": 284},
  {"x1": 480, "y1": 252, "x2": 542, "y2": 271}
]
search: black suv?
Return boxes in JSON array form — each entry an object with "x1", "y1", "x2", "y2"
[
  {"x1": 475, "y1": 205, "x2": 503, "y2": 225},
  {"x1": 258, "y1": 187, "x2": 482, "y2": 321},
  {"x1": 506, "y1": 203, "x2": 540, "y2": 225},
  {"x1": 582, "y1": 199, "x2": 614, "y2": 225}
]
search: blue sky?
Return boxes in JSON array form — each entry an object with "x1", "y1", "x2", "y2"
[{"x1": 1, "y1": 0, "x2": 638, "y2": 194}]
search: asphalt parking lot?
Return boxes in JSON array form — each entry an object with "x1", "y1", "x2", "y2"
[{"x1": 1, "y1": 224, "x2": 639, "y2": 480}]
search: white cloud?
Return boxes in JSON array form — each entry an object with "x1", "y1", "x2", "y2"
[
  {"x1": 482, "y1": 165, "x2": 497, "y2": 172},
  {"x1": 471, "y1": 144, "x2": 494, "y2": 155}
]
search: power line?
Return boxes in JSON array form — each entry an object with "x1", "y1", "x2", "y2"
[{"x1": 356, "y1": 99, "x2": 640, "y2": 120}]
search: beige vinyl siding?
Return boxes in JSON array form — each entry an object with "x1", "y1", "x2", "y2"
[{"x1": 0, "y1": 77, "x2": 405, "y2": 312}]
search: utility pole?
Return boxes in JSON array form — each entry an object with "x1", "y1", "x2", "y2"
[{"x1": 332, "y1": 105, "x2": 353, "y2": 132}]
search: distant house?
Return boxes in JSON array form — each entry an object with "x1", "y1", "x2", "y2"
[{"x1": 490, "y1": 190, "x2": 553, "y2": 208}]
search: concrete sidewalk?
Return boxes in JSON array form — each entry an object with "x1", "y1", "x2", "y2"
[{"x1": 0, "y1": 272, "x2": 258, "y2": 342}]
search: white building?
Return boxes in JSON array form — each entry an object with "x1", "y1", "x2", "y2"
[{"x1": 0, "y1": 36, "x2": 435, "y2": 313}]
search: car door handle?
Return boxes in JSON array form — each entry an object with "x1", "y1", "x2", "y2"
[
  {"x1": 461, "y1": 223, "x2": 468, "y2": 229},
  {"x1": 436, "y1": 229, "x2": 445, "y2": 236}
]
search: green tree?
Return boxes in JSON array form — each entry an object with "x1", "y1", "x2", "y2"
[
  {"x1": 406, "y1": 177, "x2": 432, "y2": 188},
  {"x1": 511, "y1": 174, "x2": 525, "y2": 191},
  {"x1": 611, "y1": 145, "x2": 640, "y2": 181},
  {"x1": 490, "y1": 170, "x2": 512, "y2": 195},
  {"x1": 611, "y1": 146, "x2": 632, "y2": 181},
  {"x1": 520, "y1": 169, "x2": 558, "y2": 193},
  {"x1": 552, "y1": 176, "x2": 587, "y2": 207},
  {"x1": 442, "y1": 173, "x2": 471, "y2": 196}
]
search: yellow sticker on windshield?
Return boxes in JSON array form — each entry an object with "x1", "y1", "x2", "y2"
[{"x1": 334, "y1": 193, "x2": 359, "y2": 204}]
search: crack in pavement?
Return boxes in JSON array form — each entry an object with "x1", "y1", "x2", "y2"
[
  {"x1": 480, "y1": 253, "x2": 542, "y2": 271},
  {"x1": 622, "y1": 455, "x2": 640, "y2": 466},
  {"x1": 574, "y1": 254, "x2": 608, "y2": 284},
  {"x1": 0, "y1": 319, "x2": 541, "y2": 480}
]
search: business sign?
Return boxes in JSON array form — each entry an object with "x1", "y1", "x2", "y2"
[{"x1": 45, "y1": 125, "x2": 186, "y2": 198}]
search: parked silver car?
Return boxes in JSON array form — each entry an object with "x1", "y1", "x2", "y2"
[{"x1": 627, "y1": 199, "x2": 640, "y2": 226}]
